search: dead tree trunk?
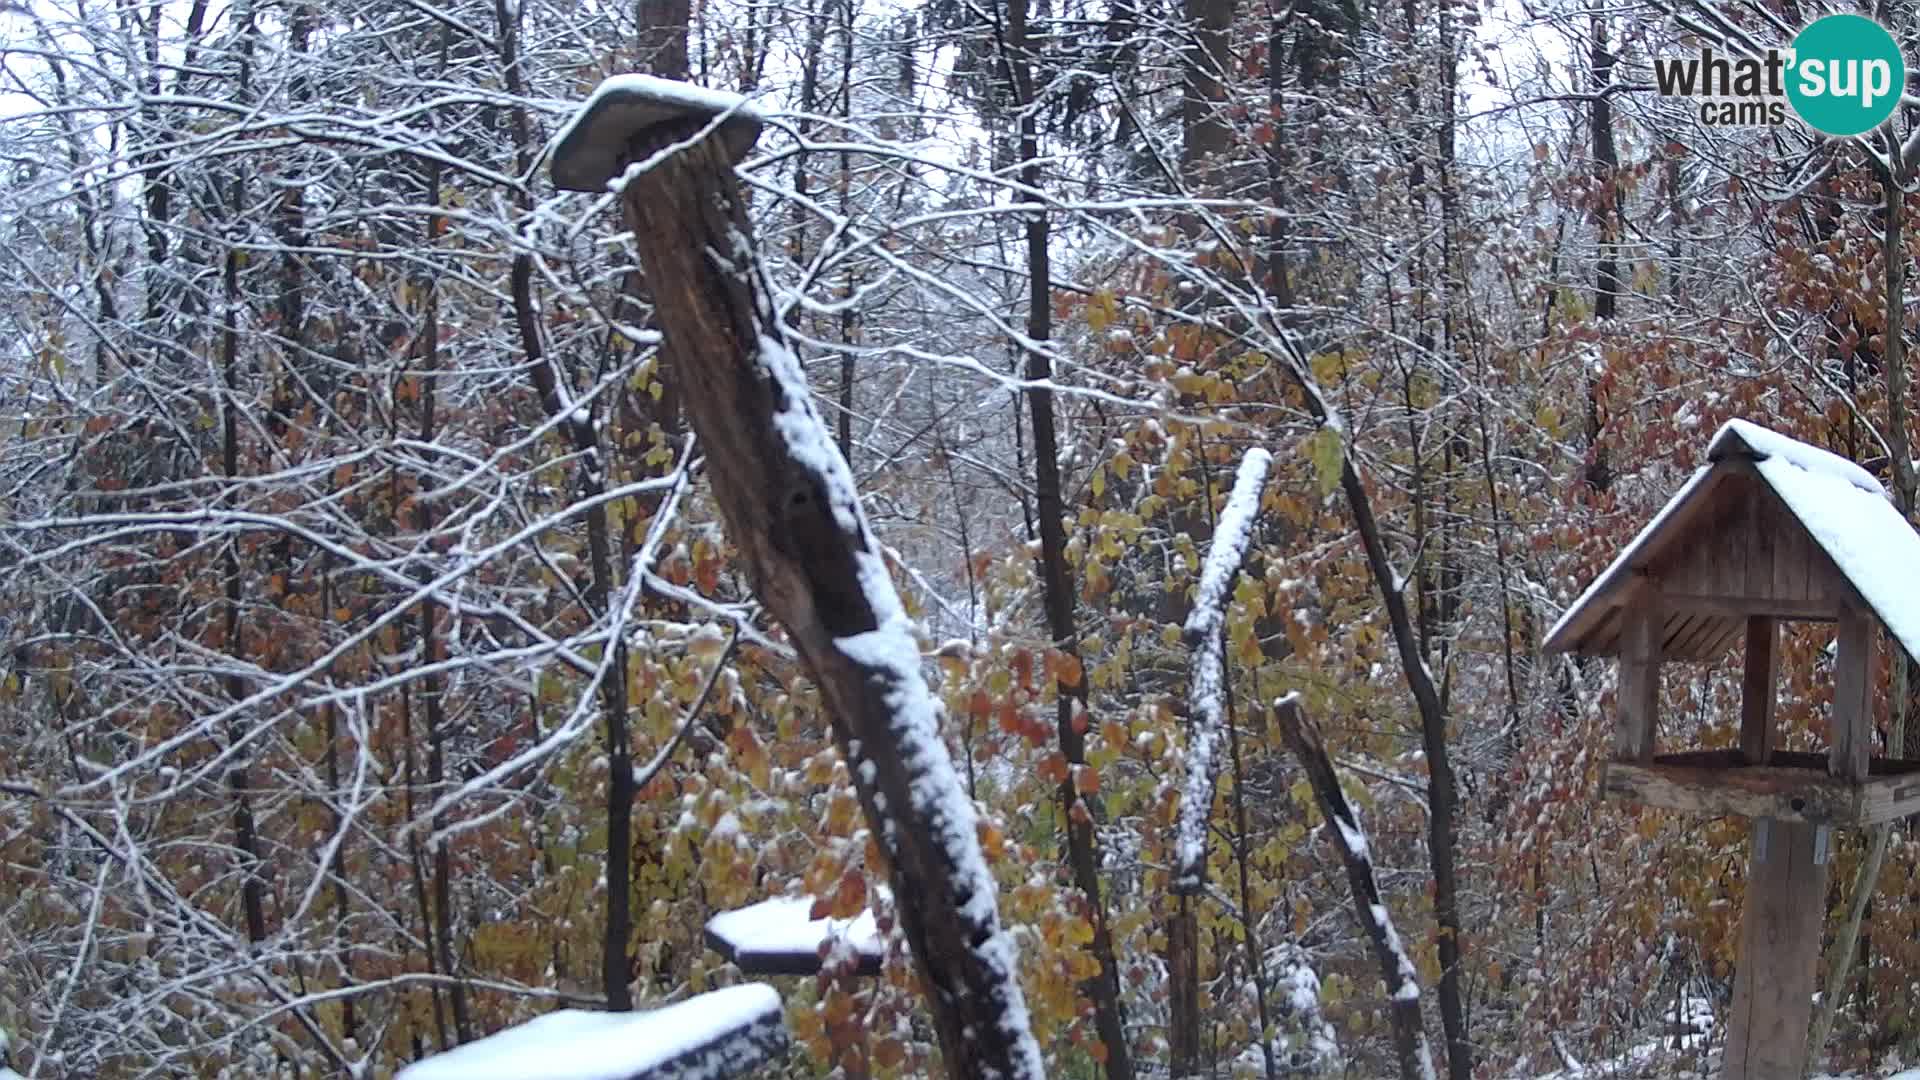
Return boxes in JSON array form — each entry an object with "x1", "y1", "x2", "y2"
[
  {"x1": 557, "y1": 87, "x2": 1045, "y2": 1080},
  {"x1": 1273, "y1": 696, "x2": 1436, "y2": 1080}
]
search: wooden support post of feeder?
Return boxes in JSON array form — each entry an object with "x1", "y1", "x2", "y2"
[
  {"x1": 1739, "y1": 616, "x2": 1775, "y2": 766},
  {"x1": 1832, "y1": 600, "x2": 1876, "y2": 783},
  {"x1": 1614, "y1": 578, "x2": 1660, "y2": 762},
  {"x1": 550, "y1": 77, "x2": 1041, "y2": 1080},
  {"x1": 1542, "y1": 419, "x2": 1920, "y2": 1079},
  {"x1": 1726, "y1": 598, "x2": 1833, "y2": 1078},
  {"x1": 1725, "y1": 814, "x2": 1826, "y2": 1078}
]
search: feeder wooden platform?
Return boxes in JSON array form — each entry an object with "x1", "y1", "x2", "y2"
[{"x1": 1601, "y1": 749, "x2": 1920, "y2": 826}]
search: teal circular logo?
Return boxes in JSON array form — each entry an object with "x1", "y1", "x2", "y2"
[{"x1": 1787, "y1": 14, "x2": 1905, "y2": 136}]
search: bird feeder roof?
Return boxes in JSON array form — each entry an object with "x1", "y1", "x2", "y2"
[
  {"x1": 393, "y1": 984, "x2": 786, "y2": 1080},
  {"x1": 1543, "y1": 419, "x2": 1920, "y2": 662}
]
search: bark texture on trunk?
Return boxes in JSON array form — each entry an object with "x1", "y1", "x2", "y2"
[{"x1": 613, "y1": 121, "x2": 1043, "y2": 1080}]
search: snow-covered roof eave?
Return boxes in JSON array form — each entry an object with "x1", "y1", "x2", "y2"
[
  {"x1": 1544, "y1": 419, "x2": 1920, "y2": 664},
  {"x1": 1540, "y1": 462, "x2": 1717, "y2": 655}
]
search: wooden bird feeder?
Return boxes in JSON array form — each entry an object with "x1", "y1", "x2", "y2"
[{"x1": 1544, "y1": 418, "x2": 1920, "y2": 1078}]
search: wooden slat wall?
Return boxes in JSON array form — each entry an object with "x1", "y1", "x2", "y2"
[{"x1": 1741, "y1": 617, "x2": 1776, "y2": 765}]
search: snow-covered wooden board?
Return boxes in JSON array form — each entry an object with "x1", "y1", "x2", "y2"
[
  {"x1": 705, "y1": 896, "x2": 883, "y2": 976},
  {"x1": 394, "y1": 984, "x2": 786, "y2": 1080}
]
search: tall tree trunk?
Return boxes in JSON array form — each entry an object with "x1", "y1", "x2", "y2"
[
  {"x1": 496, "y1": 0, "x2": 641, "y2": 1011},
  {"x1": 1432, "y1": 8, "x2": 1471, "y2": 1078},
  {"x1": 1585, "y1": 15, "x2": 1618, "y2": 493},
  {"x1": 836, "y1": 0, "x2": 859, "y2": 460},
  {"x1": 638, "y1": 0, "x2": 691, "y2": 78},
  {"x1": 1004, "y1": 0, "x2": 1135, "y2": 1072},
  {"x1": 1808, "y1": 164, "x2": 1914, "y2": 1065},
  {"x1": 1181, "y1": 0, "x2": 1233, "y2": 185},
  {"x1": 218, "y1": 0, "x2": 269, "y2": 956},
  {"x1": 416, "y1": 157, "x2": 474, "y2": 1045}
]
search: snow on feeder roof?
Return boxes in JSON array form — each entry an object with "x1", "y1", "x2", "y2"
[
  {"x1": 705, "y1": 895, "x2": 884, "y2": 977},
  {"x1": 394, "y1": 984, "x2": 785, "y2": 1080},
  {"x1": 1543, "y1": 418, "x2": 1920, "y2": 663},
  {"x1": 549, "y1": 75, "x2": 764, "y2": 193}
]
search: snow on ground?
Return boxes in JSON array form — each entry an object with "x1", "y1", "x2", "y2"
[
  {"x1": 1515, "y1": 998, "x2": 1920, "y2": 1080},
  {"x1": 395, "y1": 984, "x2": 784, "y2": 1080}
]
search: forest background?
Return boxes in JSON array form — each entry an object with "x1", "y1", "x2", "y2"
[{"x1": 4, "y1": 0, "x2": 1920, "y2": 1074}]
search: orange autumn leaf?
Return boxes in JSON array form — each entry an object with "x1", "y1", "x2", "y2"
[
  {"x1": 1055, "y1": 651, "x2": 1083, "y2": 689},
  {"x1": 1073, "y1": 766, "x2": 1100, "y2": 796},
  {"x1": 969, "y1": 689, "x2": 992, "y2": 719},
  {"x1": 831, "y1": 871, "x2": 867, "y2": 917}
]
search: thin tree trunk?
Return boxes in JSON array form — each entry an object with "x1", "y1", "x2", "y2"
[
  {"x1": 400, "y1": 682, "x2": 451, "y2": 1050},
  {"x1": 1225, "y1": 684, "x2": 1275, "y2": 1080},
  {"x1": 1274, "y1": 697, "x2": 1436, "y2": 1080},
  {"x1": 219, "y1": 0, "x2": 268, "y2": 954},
  {"x1": 321, "y1": 558, "x2": 357, "y2": 1047},
  {"x1": 415, "y1": 163, "x2": 473, "y2": 1045},
  {"x1": 1168, "y1": 893, "x2": 1201, "y2": 1076},
  {"x1": 1585, "y1": 15, "x2": 1619, "y2": 493},
  {"x1": 1004, "y1": 0, "x2": 1134, "y2": 1070},
  {"x1": 836, "y1": 0, "x2": 858, "y2": 461}
]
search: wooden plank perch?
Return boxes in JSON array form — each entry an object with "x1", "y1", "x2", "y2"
[
  {"x1": 551, "y1": 79, "x2": 1043, "y2": 1080},
  {"x1": 1273, "y1": 695, "x2": 1436, "y2": 1080}
]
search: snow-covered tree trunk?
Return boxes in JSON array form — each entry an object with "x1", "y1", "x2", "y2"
[{"x1": 604, "y1": 108, "x2": 1044, "y2": 1080}]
